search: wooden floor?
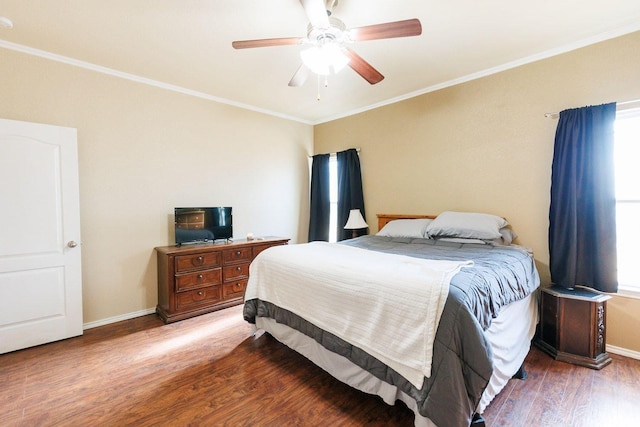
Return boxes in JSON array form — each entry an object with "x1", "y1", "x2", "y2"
[{"x1": 2, "y1": 305, "x2": 640, "y2": 427}]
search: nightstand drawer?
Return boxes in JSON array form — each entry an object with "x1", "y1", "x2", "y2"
[
  {"x1": 175, "y1": 268, "x2": 222, "y2": 292},
  {"x1": 175, "y1": 252, "x2": 222, "y2": 272},
  {"x1": 223, "y1": 247, "x2": 252, "y2": 264},
  {"x1": 176, "y1": 286, "x2": 221, "y2": 310}
]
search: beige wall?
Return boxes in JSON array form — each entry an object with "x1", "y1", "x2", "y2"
[
  {"x1": 0, "y1": 48, "x2": 313, "y2": 325},
  {"x1": 2, "y1": 30, "x2": 639, "y2": 354},
  {"x1": 315, "y1": 31, "x2": 640, "y2": 353}
]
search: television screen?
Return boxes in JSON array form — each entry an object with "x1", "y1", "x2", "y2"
[{"x1": 174, "y1": 207, "x2": 232, "y2": 245}]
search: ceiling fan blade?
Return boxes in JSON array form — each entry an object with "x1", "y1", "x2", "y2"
[
  {"x1": 344, "y1": 48, "x2": 384, "y2": 85},
  {"x1": 299, "y1": 0, "x2": 330, "y2": 29},
  {"x1": 232, "y1": 37, "x2": 302, "y2": 49},
  {"x1": 349, "y1": 18, "x2": 422, "y2": 42},
  {"x1": 288, "y1": 64, "x2": 310, "y2": 87}
]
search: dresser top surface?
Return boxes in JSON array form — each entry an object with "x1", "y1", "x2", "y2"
[{"x1": 155, "y1": 237, "x2": 289, "y2": 255}]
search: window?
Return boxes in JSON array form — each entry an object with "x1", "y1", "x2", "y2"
[{"x1": 614, "y1": 109, "x2": 640, "y2": 295}]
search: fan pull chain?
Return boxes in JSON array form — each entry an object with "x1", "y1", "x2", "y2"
[{"x1": 316, "y1": 75, "x2": 331, "y2": 101}]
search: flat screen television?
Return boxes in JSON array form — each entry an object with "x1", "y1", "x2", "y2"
[{"x1": 174, "y1": 207, "x2": 232, "y2": 245}]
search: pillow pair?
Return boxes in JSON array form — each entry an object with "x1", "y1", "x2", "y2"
[{"x1": 377, "y1": 211, "x2": 516, "y2": 244}]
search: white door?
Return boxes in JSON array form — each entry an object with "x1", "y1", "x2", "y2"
[{"x1": 0, "y1": 118, "x2": 82, "y2": 354}]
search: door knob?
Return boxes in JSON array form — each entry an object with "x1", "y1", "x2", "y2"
[{"x1": 67, "y1": 241, "x2": 78, "y2": 248}]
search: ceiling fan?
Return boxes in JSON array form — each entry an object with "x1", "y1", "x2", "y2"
[{"x1": 231, "y1": 0, "x2": 422, "y2": 87}]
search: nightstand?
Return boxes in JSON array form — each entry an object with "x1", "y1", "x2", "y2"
[{"x1": 535, "y1": 285, "x2": 612, "y2": 369}]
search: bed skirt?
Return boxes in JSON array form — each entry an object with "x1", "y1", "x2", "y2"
[{"x1": 253, "y1": 292, "x2": 538, "y2": 427}]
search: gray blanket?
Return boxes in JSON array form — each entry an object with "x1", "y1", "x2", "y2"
[{"x1": 244, "y1": 236, "x2": 540, "y2": 427}]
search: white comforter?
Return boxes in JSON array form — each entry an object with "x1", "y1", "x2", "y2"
[{"x1": 245, "y1": 242, "x2": 472, "y2": 389}]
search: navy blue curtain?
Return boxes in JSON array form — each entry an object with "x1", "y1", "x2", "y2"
[
  {"x1": 308, "y1": 153, "x2": 331, "y2": 242},
  {"x1": 549, "y1": 103, "x2": 618, "y2": 293},
  {"x1": 337, "y1": 149, "x2": 366, "y2": 241}
]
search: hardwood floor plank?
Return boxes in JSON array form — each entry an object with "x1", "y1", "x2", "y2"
[
  {"x1": 0, "y1": 360, "x2": 26, "y2": 414},
  {"x1": 483, "y1": 346, "x2": 552, "y2": 426},
  {"x1": 2, "y1": 305, "x2": 640, "y2": 427},
  {"x1": 523, "y1": 352, "x2": 577, "y2": 425},
  {"x1": 558, "y1": 359, "x2": 594, "y2": 427},
  {"x1": 603, "y1": 354, "x2": 640, "y2": 426},
  {"x1": 588, "y1": 352, "x2": 621, "y2": 425}
]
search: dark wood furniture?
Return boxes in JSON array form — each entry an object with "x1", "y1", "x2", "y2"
[
  {"x1": 535, "y1": 285, "x2": 612, "y2": 369},
  {"x1": 376, "y1": 213, "x2": 436, "y2": 231},
  {"x1": 155, "y1": 237, "x2": 289, "y2": 323}
]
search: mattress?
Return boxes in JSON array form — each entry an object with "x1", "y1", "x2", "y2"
[
  {"x1": 244, "y1": 235, "x2": 540, "y2": 427},
  {"x1": 255, "y1": 292, "x2": 537, "y2": 426}
]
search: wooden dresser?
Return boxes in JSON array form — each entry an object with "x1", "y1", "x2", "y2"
[{"x1": 155, "y1": 237, "x2": 289, "y2": 323}]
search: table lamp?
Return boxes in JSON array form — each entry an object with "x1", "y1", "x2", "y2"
[{"x1": 344, "y1": 209, "x2": 368, "y2": 238}]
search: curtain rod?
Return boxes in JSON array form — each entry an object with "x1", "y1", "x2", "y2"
[
  {"x1": 544, "y1": 98, "x2": 640, "y2": 119},
  {"x1": 308, "y1": 148, "x2": 361, "y2": 158}
]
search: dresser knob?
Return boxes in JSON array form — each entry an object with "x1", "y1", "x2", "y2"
[
  {"x1": 197, "y1": 274, "x2": 203, "y2": 280},
  {"x1": 236, "y1": 251, "x2": 241, "y2": 256},
  {"x1": 197, "y1": 291, "x2": 203, "y2": 296},
  {"x1": 236, "y1": 266, "x2": 241, "y2": 271}
]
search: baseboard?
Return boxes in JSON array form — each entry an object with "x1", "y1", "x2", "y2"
[
  {"x1": 606, "y1": 344, "x2": 640, "y2": 361},
  {"x1": 83, "y1": 307, "x2": 157, "y2": 330}
]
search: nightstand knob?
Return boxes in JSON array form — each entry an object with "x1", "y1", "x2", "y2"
[
  {"x1": 236, "y1": 251, "x2": 241, "y2": 256},
  {"x1": 197, "y1": 291, "x2": 203, "y2": 296},
  {"x1": 197, "y1": 274, "x2": 203, "y2": 280},
  {"x1": 236, "y1": 266, "x2": 241, "y2": 271}
]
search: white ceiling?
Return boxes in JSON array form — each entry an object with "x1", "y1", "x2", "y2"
[{"x1": 1, "y1": 0, "x2": 640, "y2": 124}]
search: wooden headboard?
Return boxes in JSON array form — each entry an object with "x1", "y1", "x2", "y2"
[{"x1": 376, "y1": 213, "x2": 436, "y2": 231}]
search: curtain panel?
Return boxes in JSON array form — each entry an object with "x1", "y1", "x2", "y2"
[
  {"x1": 548, "y1": 102, "x2": 618, "y2": 293},
  {"x1": 337, "y1": 149, "x2": 366, "y2": 241},
  {"x1": 308, "y1": 153, "x2": 331, "y2": 242}
]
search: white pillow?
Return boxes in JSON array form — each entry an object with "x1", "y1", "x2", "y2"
[
  {"x1": 376, "y1": 218, "x2": 433, "y2": 238},
  {"x1": 426, "y1": 211, "x2": 508, "y2": 240}
]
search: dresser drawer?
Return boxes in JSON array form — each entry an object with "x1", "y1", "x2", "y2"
[
  {"x1": 176, "y1": 286, "x2": 221, "y2": 311},
  {"x1": 175, "y1": 268, "x2": 222, "y2": 292},
  {"x1": 223, "y1": 279, "x2": 248, "y2": 300},
  {"x1": 175, "y1": 252, "x2": 221, "y2": 272},
  {"x1": 223, "y1": 247, "x2": 252, "y2": 265},
  {"x1": 223, "y1": 263, "x2": 249, "y2": 281},
  {"x1": 253, "y1": 242, "x2": 283, "y2": 258}
]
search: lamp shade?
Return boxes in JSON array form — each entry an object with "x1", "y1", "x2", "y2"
[{"x1": 344, "y1": 209, "x2": 368, "y2": 230}]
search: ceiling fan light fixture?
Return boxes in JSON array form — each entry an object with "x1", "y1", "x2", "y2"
[{"x1": 300, "y1": 42, "x2": 350, "y2": 76}]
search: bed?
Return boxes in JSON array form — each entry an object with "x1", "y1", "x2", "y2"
[{"x1": 243, "y1": 212, "x2": 540, "y2": 427}]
